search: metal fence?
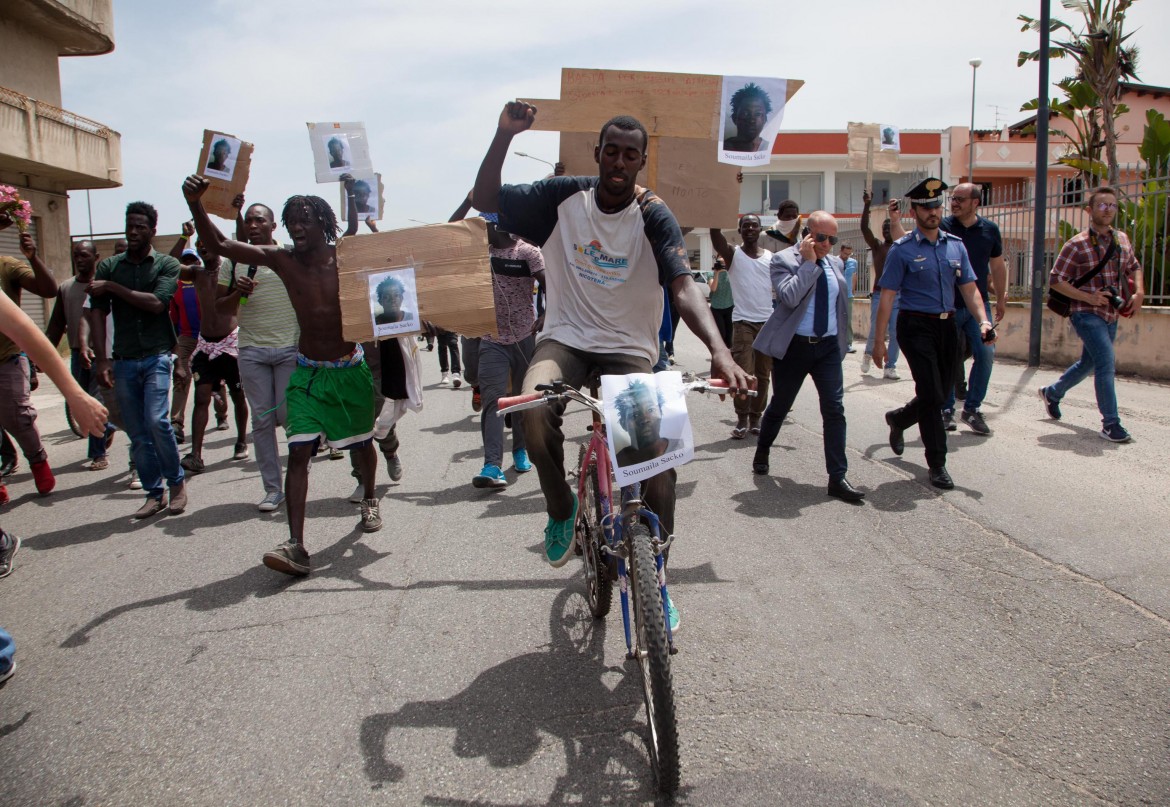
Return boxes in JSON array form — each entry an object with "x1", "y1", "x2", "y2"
[{"x1": 979, "y1": 160, "x2": 1170, "y2": 305}]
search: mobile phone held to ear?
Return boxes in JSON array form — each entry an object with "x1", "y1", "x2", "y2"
[{"x1": 801, "y1": 226, "x2": 810, "y2": 238}]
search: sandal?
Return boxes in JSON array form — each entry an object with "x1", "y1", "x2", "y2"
[
  {"x1": 731, "y1": 426, "x2": 748, "y2": 440},
  {"x1": 749, "y1": 416, "x2": 761, "y2": 435}
]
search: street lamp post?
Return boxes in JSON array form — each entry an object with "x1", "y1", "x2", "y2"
[
  {"x1": 513, "y1": 151, "x2": 555, "y2": 170},
  {"x1": 968, "y1": 58, "x2": 982, "y2": 181}
]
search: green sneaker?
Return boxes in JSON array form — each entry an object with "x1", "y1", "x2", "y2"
[
  {"x1": 543, "y1": 493, "x2": 578, "y2": 568},
  {"x1": 664, "y1": 590, "x2": 681, "y2": 635}
]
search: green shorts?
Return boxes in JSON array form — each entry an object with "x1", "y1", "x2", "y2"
[{"x1": 286, "y1": 359, "x2": 375, "y2": 450}]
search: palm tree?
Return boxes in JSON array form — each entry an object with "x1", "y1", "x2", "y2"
[{"x1": 1019, "y1": 0, "x2": 1142, "y2": 185}]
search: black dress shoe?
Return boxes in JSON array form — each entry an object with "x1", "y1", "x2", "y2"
[
  {"x1": 752, "y1": 453, "x2": 769, "y2": 475},
  {"x1": 928, "y1": 467, "x2": 954, "y2": 490},
  {"x1": 884, "y1": 411, "x2": 904, "y2": 456},
  {"x1": 827, "y1": 477, "x2": 865, "y2": 502}
]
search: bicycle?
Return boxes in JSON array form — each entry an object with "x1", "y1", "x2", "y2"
[{"x1": 499, "y1": 374, "x2": 749, "y2": 794}]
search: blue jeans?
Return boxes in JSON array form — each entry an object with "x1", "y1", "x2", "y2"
[
  {"x1": 944, "y1": 302, "x2": 994, "y2": 413},
  {"x1": 114, "y1": 353, "x2": 184, "y2": 498},
  {"x1": 0, "y1": 626, "x2": 12, "y2": 675},
  {"x1": 71, "y1": 350, "x2": 117, "y2": 460},
  {"x1": 1048, "y1": 312, "x2": 1120, "y2": 428},
  {"x1": 865, "y1": 293, "x2": 900, "y2": 368}
]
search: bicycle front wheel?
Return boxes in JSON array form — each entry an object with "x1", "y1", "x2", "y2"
[
  {"x1": 628, "y1": 522, "x2": 680, "y2": 794},
  {"x1": 576, "y1": 445, "x2": 613, "y2": 619}
]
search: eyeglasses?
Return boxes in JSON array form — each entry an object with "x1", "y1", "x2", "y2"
[
  {"x1": 813, "y1": 233, "x2": 839, "y2": 245},
  {"x1": 1095, "y1": 202, "x2": 1119, "y2": 211},
  {"x1": 951, "y1": 196, "x2": 974, "y2": 202}
]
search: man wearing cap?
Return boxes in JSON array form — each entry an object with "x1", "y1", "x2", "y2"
[
  {"x1": 751, "y1": 211, "x2": 864, "y2": 502},
  {"x1": 893, "y1": 185, "x2": 1007, "y2": 433},
  {"x1": 871, "y1": 179, "x2": 995, "y2": 490}
]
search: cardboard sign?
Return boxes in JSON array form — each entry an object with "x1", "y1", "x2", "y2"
[
  {"x1": 336, "y1": 218, "x2": 496, "y2": 343},
  {"x1": 847, "y1": 122, "x2": 900, "y2": 173},
  {"x1": 339, "y1": 172, "x2": 384, "y2": 222},
  {"x1": 558, "y1": 132, "x2": 743, "y2": 229},
  {"x1": 307, "y1": 121, "x2": 373, "y2": 183},
  {"x1": 196, "y1": 129, "x2": 252, "y2": 220},
  {"x1": 526, "y1": 67, "x2": 803, "y2": 229},
  {"x1": 602, "y1": 371, "x2": 694, "y2": 485}
]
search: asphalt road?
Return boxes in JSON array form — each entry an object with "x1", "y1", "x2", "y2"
[{"x1": 1, "y1": 329, "x2": 1168, "y2": 806}]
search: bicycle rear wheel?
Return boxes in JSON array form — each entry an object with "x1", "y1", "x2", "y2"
[
  {"x1": 576, "y1": 445, "x2": 613, "y2": 619},
  {"x1": 628, "y1": 522, "x2": 680, "y2": 794}
]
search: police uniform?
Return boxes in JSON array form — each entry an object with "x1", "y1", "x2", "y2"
[{"x1": 878, "y1": 179, "x2": 979, "y2": 486}]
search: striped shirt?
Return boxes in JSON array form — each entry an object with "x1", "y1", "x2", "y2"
[
  {"x1": 1049, "y1": 228, "x2": 1140, "y2": 323},
  {"x1": 220, "y1": 260, "x2": 299, "y2": 349}
]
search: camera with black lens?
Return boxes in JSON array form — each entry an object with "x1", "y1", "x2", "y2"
[{"x1": 1103, "y1": 285, "x2": 1125, "y2": 310}]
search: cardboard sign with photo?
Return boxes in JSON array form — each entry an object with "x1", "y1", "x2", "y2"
[
  {"x1": 602, "y1": 371, "x2": 694, "y2": 486},
  {"x1": 339, "y1": 172, "x2": 383, "y2": 222},
  {"x1": 717, "y1": 76, "x2": 788, "y2": 167},
  {"x1": 195, "y1": 129, "x2": 252, "y2": 219},
  {"x1": 368, "y1": 265, "x2": 421, "y2": 338},
  {"x1": 307, "y1": 121, "x2": 373, "y2": 183}
]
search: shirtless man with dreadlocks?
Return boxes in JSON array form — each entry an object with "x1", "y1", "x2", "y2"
[{"x1": 183, "y1": 174, "x2": 382, "y2": 577}]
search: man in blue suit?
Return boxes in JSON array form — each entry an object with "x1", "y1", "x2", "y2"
[{"x1": 751, "y1": 211, "x2": 864, "y2": 502}]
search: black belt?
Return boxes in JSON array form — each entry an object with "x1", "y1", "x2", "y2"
[
  {"x1": 792, "y1": 334, "x2": 836, "y2": 344},
  {"x1": 900, "y1": 310, "x2": 953, "y2": 320}
]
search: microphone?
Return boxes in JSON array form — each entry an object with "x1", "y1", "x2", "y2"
[{"x1": 239, "y1": 265, "x2": 258, "y2": 305}]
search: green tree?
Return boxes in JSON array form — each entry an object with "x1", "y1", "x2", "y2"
[{"x1": 1019, "y1": 0, "x2": 1141, "y2": 185}]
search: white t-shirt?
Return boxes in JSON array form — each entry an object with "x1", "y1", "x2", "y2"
[
  {"x1": 729, "y1": 246, "x2": 774, "y2": 322},
  {"x1": 498, "y1": 177, "x2": 692, "y2": 364}
]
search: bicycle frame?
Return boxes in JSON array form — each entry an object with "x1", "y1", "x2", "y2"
[{"x1": 576, "y1": 399, "x2": 675, "y2": 656}]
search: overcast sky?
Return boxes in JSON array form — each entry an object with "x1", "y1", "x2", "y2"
[{"x1": 60, "y1": 0, "x2": 1170, "y2": 241}]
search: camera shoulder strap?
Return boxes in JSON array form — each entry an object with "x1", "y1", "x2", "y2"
[{"x1": 1072, "y1": 235, "x2": 1117, "y2": 289}]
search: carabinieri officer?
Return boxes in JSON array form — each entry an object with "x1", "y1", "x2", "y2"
[{"x1": 871, "y1": 178, "x2": 996, "y2": 490}]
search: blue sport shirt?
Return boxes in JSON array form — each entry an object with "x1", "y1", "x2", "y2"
[{"x1": 879, "y1": 229, "x2": 976, "y2": 314}]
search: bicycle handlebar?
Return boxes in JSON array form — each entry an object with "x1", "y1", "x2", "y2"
[{"x1": 497, "y1": 377, "x2": 754, "y2": 418}]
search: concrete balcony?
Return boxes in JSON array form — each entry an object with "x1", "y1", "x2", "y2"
[
  {"x1": 0, "y1": 84, "x2": 121, "y2": 189},
  {"x1": 3, "y1": 0, "x2": 113, "y2": 56}
]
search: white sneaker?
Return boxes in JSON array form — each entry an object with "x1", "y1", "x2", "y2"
[
  {"x1": 440, "y1": 372, "x2": 452, "y2": 387},
  {"x1": 860, "y1": 354, "x2": 872, "y2": 374},
  {"x1": 128, "y1": 470, "x2": 143, "y2": 490},
  {"x1": 883, "y1": 367, "x2": 900, "y2": 380},
  {"x1": 348, "y1": 481, "x2": 365, "y2": 503},
  {"x1": 258, "y1": 491, "x2": 285, "y2": 512},
  {"x1": 451, "y1": 371, "x2": 462, "y2": 389}
]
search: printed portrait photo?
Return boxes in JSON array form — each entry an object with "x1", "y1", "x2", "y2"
[
  {"x1": 718, "y1": 76, "x2": 789, "y2": 166},
  {"x1": 346, "y1": 172, "x2": 379, "y2": 220},
  {"x1": 602, "y1": 372, "x2": 694, "y2": 484},
  {"x1": 324, "y1": 132, "x2": 352, "y2": 174},
  {"x1": 880, "y1": 124, "x2": 901, "y2": 152},
  {"x1": 204, "y1": 133, "x2": 241, "y2": 181},
  {"x1": 369, "y1": 266, "x2": 420, "y2": 337}
]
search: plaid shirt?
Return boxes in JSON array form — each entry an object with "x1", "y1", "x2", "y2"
[{"x1": 1050, "y1": 228, "x2": 1140, "y2": 323}]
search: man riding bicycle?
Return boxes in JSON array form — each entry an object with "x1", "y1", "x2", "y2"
[{"x1": 472, "y1": 101, "x2": 752, "y2": 626}]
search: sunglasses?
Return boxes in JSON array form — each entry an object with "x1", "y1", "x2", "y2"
[
  {"x1": 813, "y1": 232, "x2": 839, "y2": 246},
  {"x1": 1095, "y1": 202, "x2": 1119, "y2": 211}
]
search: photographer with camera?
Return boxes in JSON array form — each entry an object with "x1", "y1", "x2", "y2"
[{"x1": 1039, "y1": 186, "x2": 1144, "y2": 443}]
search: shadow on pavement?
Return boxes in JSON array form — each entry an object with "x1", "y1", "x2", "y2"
[{"x1": 359, "y1": 587, "x2": 664, "y2": 805}]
